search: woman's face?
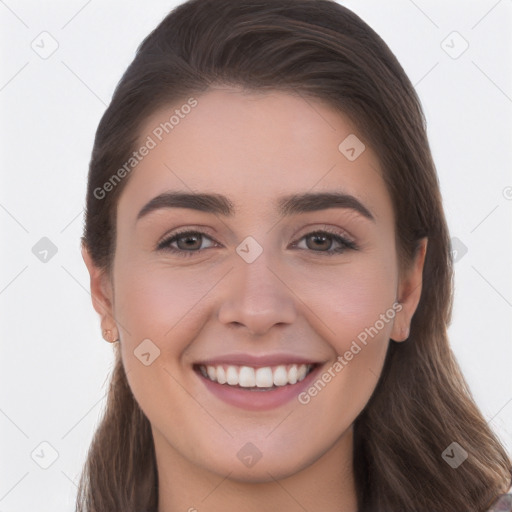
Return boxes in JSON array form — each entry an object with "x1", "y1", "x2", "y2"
[{"x1": 84, "y1": 87, "x2": 425, "y2": 483}]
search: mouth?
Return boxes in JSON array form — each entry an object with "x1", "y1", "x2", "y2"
[
  {"x1": 193, "y1": 362, "x2": 318, "y2": 391},
  {"x1": 192, "y1": 360, "x2": 323, "y2": 411}
]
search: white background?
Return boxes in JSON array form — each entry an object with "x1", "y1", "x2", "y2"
[{"x1": 0, "y1": 1, "x2": 511, "y2": 510}]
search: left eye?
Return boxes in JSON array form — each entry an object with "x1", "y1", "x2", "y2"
[
  {"x1": 292, "y1": 230, "x2": 357, "y2": 254},
  {"x1": 157, "y1": 229, "x2": 357, "y2": 257}
]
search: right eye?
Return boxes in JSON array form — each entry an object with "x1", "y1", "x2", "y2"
[{"x1": 157, "y1": 230, "x2": 219, "y2": 257}]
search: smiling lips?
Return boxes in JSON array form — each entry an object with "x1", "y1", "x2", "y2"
[
  {"x1": 197, "y1": 363, "x2": 314, "y2": 389},
  {"x1": 193, "y1": 355, "x2": 323, "y2": 410}
]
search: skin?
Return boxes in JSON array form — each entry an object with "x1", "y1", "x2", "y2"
[{"x1": 83, "y1": 87, "x2": 427, "y2": 512}]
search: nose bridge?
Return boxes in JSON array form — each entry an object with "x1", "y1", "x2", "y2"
[{"x1": 217, "y1": 242, "x2": 297, "y2": 335}]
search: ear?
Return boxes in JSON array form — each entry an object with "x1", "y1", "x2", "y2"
[
  {"x1": 390, "y1": 237, "x2": 428, "y2": 342},
  {"x1": 81, "y1": 244, "x2": 118, "y2": 341}
]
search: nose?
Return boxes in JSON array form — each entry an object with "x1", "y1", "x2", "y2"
[{"x1": 217, "y1": 251, "x2": 297, "y2": 337}]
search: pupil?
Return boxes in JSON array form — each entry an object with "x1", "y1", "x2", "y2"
[
  {"x1": 180, "y1": 234, "x2": 200, "y2": 250},
  {"x1": 310, "y1": 234, "x2": 329, "y2": 250}
]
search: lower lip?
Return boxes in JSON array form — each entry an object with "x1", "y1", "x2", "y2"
[{"x1": 195, "y1": 365, "x2": 322, "y2": 411}]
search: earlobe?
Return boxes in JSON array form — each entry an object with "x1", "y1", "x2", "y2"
[{"x1": 390, "y1": 238, "x2": 428, "y2": 342}]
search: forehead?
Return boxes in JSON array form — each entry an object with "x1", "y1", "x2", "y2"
[{"x1": 117, "y1": 87, "x2": 393, "y2": 226}]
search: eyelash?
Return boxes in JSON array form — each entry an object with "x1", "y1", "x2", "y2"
[{"x1": 156, "y1": 227, "x2": 358, "y2": 258}]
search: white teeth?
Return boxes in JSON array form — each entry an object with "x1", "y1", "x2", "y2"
[
  {"x1": 226, "y1": 365, "x2": 239, "y2": 385},
  {"x1": 288, "y1": 365, "x2": 298, "y2": 384},
  {"x1": 198, "y1": 363, "x2": 313, "y2": 388},
  {"x1": 216, "y1": 365, "x2": 226, "y2": 384},
  {"x1": 255, "y1": 367, "x2": 273, "y2": 388},
  {"x1": 273, "y1": 365, "x2": 288, "y2": 386},
  {"x1": 206, "y1": 365, "x2": 216, "y2": 381},
  {"x1": 297, "y1": 364, "x2": 307, "y2": 381},
  {"x1": 239, "y1": 366, "x2": 256, "y2": 387}
]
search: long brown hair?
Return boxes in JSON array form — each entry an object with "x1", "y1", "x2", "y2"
[{"x1": 78, "y1": 1, "x2": 512, "y2": 510}]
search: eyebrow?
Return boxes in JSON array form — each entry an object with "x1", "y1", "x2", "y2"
[{"x1": 136, "y1": 191, "x2": 375, "y2": 222}]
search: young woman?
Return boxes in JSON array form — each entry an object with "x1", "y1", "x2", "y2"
[{"x1": 77, "y1": 1, "x2": 512, "y2": 510}]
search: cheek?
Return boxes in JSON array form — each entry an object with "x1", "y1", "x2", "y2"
[
  {"x1": 293, "y1": 262, "x2": 396, "y2": 432},
  {"x1": 112, "y1": 262, "x2": 217, "y2": 403},
  {"x1": 297, "y1": 255, "x2": 398, "y2": 351},
  {"x1": 111, "y1": 264, "x2": 211, "y2": 444},
  {"x1": 111, "y1": 262, "x2": 205, "y2": 414},
  {"x1": 113, "y1": 262, "x2": 208, "y2": 342}
]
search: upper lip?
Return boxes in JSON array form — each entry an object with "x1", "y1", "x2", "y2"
[{"x1": 194, "y1": 353, "x2": 323, "y2": 368}]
